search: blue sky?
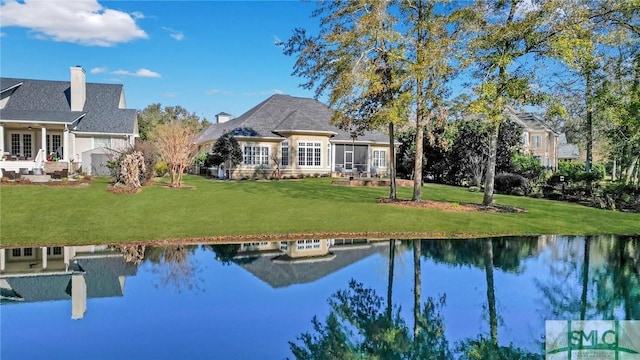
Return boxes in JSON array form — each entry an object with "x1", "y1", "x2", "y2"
[{"x1": 0, "y1": 0, "x2": 322, "y2": 121}]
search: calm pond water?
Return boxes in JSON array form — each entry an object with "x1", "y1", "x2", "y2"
[{"x1": 1, "y1": 235, "x2": 638, "y2": 359}]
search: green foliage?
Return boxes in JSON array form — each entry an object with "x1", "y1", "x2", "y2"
[
  {"x1": 289, "y1": 280, "x2": 451, "y2": 360},
  {"x1": 155, "y1": 161, "x2": 169, "y2": 177},
  {"x1": 511, "y1": 153, "x2": 547, "y2": 182},
  {"x1": 137, "y1": 104, "x2": 210, "y2": 141},
  {"x1": 192, "y1": 152, "x2": 208, "y2": 167},
  {"x1": 456, "y1": 336, "x2": 542, "y2": 360},
  {"x1": 208, "y1": 132, "x2": 242, "y2": 168},
  {"x1": 494, "y1": 173, "x2": 532, "y2": 196},
  {"x1": 557, "y1": 161, "x2": 605, "y2": 182}
]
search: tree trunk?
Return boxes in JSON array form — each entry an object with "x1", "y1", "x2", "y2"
[
  {"x1": 388, "y1": 122, "x2": 397, "y2": 200},
  {"x1": 483, "y1": 239, "x2": 498, "y2": 346},
  {"x1": 580, "y1": 236, "x2": 591, "y2": 320},
  {"x1": 585, "y1": 71, "x2": 593, "y2": 174},
  {"x1": 387, "y1": 239, "x2": 396, "y2": 319},
  {"x1": 612, "y1": 158, "x2": 617, "y2": 181},
  {"x1": 413, "y1": 240, "x2": 422, "y2": 338},
  {"x1": 626, "y1": 155, "x2": 639, "y2": 184},
  {"x1": 482, "y1": 122, "x2": 499, "y2": 206},
  {"x1": 413, "y1": 109, "x2": 424, "y2": 202}
]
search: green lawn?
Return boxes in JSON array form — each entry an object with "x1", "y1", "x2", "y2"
[{"x1": 1, "y1": 175, "x2": 638, "y2": 246}]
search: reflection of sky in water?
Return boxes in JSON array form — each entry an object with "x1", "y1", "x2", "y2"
[{"x1": 1, "y1": 236, "x2": 636, "y2": 359}]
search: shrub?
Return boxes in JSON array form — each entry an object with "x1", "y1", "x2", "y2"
[
  {"x1": 252, "y1": 164, "x2": 269, "y2": 179},
  {"x1": 557, "y1": 161, "x2": 605, "y2": 183},
  {"x1": 155, "y1": 161, "x2": 169, "y2": 177},
  {"x1": 512, "y1": 153, "x2": 547, "y2": 181},
  {"x1": 494, "y1": 173, "x2": 532, "y2": 196}
]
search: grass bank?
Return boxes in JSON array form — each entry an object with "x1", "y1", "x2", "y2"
[{"x1": 1, "y1": 175, "x2": 638, "y2": 246}]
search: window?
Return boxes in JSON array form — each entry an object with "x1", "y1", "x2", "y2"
[
  {"x1": 297, "y1": 239, "x2": 321, "y2": 250},
  {"x1": 297, "y1": 142, "x2": 321, "y2": 167},
  {"x1": 46, "y1": 134, "x2": 62, "y2": 155},
  {"x1": 532, "y1": 135, "x2": 542, "y2": 149},
  {"x1": 373, "y1": 150, "x2": 386, "y2": 167},
  {"x1": 47, "y1": 247, "x2": 63, "y2": 255},
  {"x1": 12, "y1": 249, "x2": 21, "y2": 257},
  {"x1": 94, "y1": 137, "x2": 111, "y2": 149},
  {"x1": 243, "y1": 145, "x2": 269, "y2": 165},
  {"x1": 10, "y1": 133, "x2": 32, "y2": 158},
  {"x1": 281, "y1": 141, "x2": 289, "y2": 166},
  {"x1": 522, "y1": 132, "x2": 529, "y2": 147},
  {"x1": 23, "y1": 248, "x2": 33, "y2": 257}
]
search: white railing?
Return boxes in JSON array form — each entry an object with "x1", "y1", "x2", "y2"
[{"x1": 34, "y1": 148, "x2": 45, "y2": 173}]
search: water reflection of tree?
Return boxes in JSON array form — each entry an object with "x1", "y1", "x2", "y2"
[
  {"x1": 289, "y1": 237, "x2": 543, "y2": 359},
  {"x1": 289, "y1": 280, "x2": 451, "y2": 359},
  {"x1": 540, "y1": 235, "x2": 640, "y2": 321},
  {"x1": 145, "y1": 245, "x2": 203, "y2": 293},
  {"x1": 420, "y1": 237, "x2": 543, "y2": 358},
  {"x1": 593, "y1": 235, "x2": 640, "y2": 320},
  {"x1": 117, "y1": 245, "x2": 146, "y2": 265}
]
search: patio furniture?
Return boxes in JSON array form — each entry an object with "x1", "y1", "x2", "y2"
[
  {"x1": 51, "y1": 169, "x2": 69, "y2": 180},
  {"x1": 1, "y1": 169, "x2": 19, "y2": 181}
]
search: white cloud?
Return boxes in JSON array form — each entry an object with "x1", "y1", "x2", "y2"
[
  {"x1": 163, "y1": 92, "x2": 178, "y2": 98},
  {"x1": 0, "y1": 32, "x2": 5, "y2": 38},
  {"x1": 0, "y1": 0, "x2": 148, "y2": 47},
  {"x1": 163, "y1": 27, "x2": 184, "y2": 41},
  {"x1": 112, "y1": 68, "x2": 161, "y2": 78},
  {"x1": 90, "y1": 66, "x2": 108, "y2": 74},
  {"x1": 206, "y1": 88, "x2": 233, "y2": 96}
]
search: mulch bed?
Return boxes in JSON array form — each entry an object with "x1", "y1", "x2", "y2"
[{"x1": 376, "y1": 198, "x2": 526, "y2": 213}]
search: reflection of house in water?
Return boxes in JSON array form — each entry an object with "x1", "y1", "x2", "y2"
[
  {"x1": 0, "y1": 245, "x2": 137, "y2": 319},
  {"x1": 233, "y1": 239, "x2": 388, "y2": 288}
]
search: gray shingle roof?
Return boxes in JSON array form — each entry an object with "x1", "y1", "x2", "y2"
[
  {"x1": 0, "y1": 256, "x2": 137, "y2": 304},
  {"x1": 0, "y1": 77, "x2": 136, "y2": 134},
  {"x1": 558, "y1": 133, "x2": 580, "y2": 160},
  {"x1": 195, "y1": 94, "x2": 389, "y2": 144},
  {"x1": 505, "y1": 105, "x2": 558, "y2": 134},
  {"x1": 3, "y1": 274, "x2": 72, "y2": 303}
]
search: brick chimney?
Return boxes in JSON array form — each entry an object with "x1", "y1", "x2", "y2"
[{"x1": 70, "y1": 66, "x2": 86, "y2": 111}]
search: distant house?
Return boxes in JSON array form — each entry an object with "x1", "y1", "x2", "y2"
[
  {"x1": 0, "y1": 66, "x2": 138, "y2": 176},
  {"x1": 506, "y1": 106, "x2": 560, "y2": 168},
  {"x1": 557, "y1": 133, "x2": 581, "y2": 162},
  {"x1": 194, "y1": 94, "x2": 391, "y2": 178}
]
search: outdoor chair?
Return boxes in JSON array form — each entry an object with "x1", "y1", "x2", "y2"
[{"x1": 1, "y1": 169, "x2": 19, "y2": 181}]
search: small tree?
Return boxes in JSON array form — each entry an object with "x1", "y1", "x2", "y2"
[
  {"x1": 208, "y1": 132, "x2": 242, "y2": 180},
  {"x1": 150, "y1": 120, "x2": 199, "y2": 187}
]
